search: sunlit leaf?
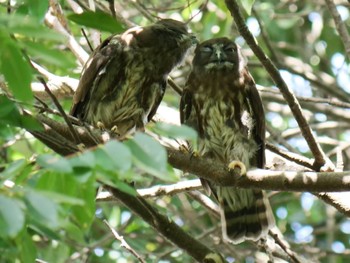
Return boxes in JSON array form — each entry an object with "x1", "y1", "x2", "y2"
[
  {"x1": 0, "y1": 15, "x2": 64, "y2": 41},
  {"x1": 241, "y1": 0, "x2": 255, "y2": 15},
  {"x1": 26, "y1": 0, "x2": 48, "y2": 21},
  {"x1": 0, "y1": 33, "x2": 33, "y2": 102},
  {"x1": 21, "y1": 41, "x2": 76, "y2": 68},
  {"x1": 67, "y1": 11, "x2": 124, "y2": 33}
]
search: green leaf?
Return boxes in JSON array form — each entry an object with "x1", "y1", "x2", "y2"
[
  {"x1": 36, "y1": 154, "x2": 73, "y2": 173},
  {"x1": 0, "y1": 159, "x2": 27, "y2": 182},
  {"x1": 101, "y1": 140, "x2": 132, "y2": 172},
  {"x1": 70, "y1": 151, "x2": 96, "y2": 168},
  {"x1": 113, "y1": 181, "x2": 137, "y2": 196},
  {"x1": 126, "y1": 133, "x2": 173, "y2": 181},
  {"x1": 0, "y1": 33, "x2": 33, "y2": 102},
  {"x1": 28, "y1": 221, "x2": 61, "y2": 240},
  {"x1": 21, "y1": 41, "x2": 76, "y2": 68},
  {"x1": 38, "y1": 191, "x2": 85, "y2": 206},
  {"x1": 94, "y1": 148, "x2": 117, "y2": 172},
  {"x1": 0, "y1": 15, "x2": 64, "y2": 41},
  {"x1": 241, "y1": 0, "x2": 255, "y2": 15},
  {"x1": 25, "y1": 190, "x2": 59, "y2": 229},
  {"x1": 0, "y1": 195, "x2": 25, "y2": 238},
  {"x1": 15, "y1": 231, "x2": 36, "y2": 263},
  {"x1": 67, "y1": 11, "x2": 125, "y2": 33},
  {"x1": 71, "y1": 177, "x2": 95, "y2": 229},
  {"x1": 153, "y1": 123, "x2": 198, "y2": 141},
  {"x1": 26, "y1": 0, "x2": 48, "y2": 21},
  {"x1": 0, "y1": 96, "x2": 43, "y2": 130}
]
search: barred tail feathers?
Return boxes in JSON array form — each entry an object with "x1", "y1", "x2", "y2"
[{"x1": 217, "y1": 187, "x2": 274, "y2": 244}]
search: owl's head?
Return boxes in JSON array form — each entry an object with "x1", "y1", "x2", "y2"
[{"x1": 192, "y1": 37, "x2": 246, "y2": 74}]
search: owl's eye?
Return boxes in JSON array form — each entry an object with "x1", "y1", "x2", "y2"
[
  {"x1": 224, "y1": 46, "x2": 236, "y2": 53},
  {"x1": 201, "y1": 46, "x2": 213, "y2": 53}
]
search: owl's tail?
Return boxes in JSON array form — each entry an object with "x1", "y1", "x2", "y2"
[{"x1": 217, "y1": 187, "x2": 274, "y2": 244}]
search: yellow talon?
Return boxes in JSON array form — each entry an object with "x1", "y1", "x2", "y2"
[
  {"x1": 111, "y1": 125, "x2": 120, "y2": 135},
  {"x1": 178, "y1": 144, "x2": 189, "y2": 153},
  {"x1": 228, "y1": 160, "x2": 247, "y2": 176},
  {"x1": 97, "y1": 121, "x2": 106, "y2": 130},
  {"x1": 77, "y1": 143, "x2": 85, "y2": 151},
  {"x1": 191, "y1": 150, "x2": 200, "y2": 158},
  {"x1": 179, "y1": 144, "x2": 199, "y2": 159}
]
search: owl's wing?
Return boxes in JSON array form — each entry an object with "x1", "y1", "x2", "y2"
[
  {"x1": 146, "y1": 79, "x2": 167, "y2": 123},
  {"x1": 180, "y1": 88, "x2": 193, "y2": 125},
  {"x1": 70, "y1": 35, "x2": 123, "y2": 118},
  {"x1": 245, "y1": 71, "x2": 265, "y2": 168}
]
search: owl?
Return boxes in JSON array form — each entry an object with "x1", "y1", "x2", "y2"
[
  {"x1": 71, "y1": 19, "x2": 196, "y2": 138},
  {"x1": 180, "y1": 37, "x2": 274, "y2": 243}
]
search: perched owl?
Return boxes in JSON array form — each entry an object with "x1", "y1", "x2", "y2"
[
  {"x1": 180, "y1": 38, "x2": 274, "y2": 244},
  {"x1": 71, "y1": 19, "x2": 196, "y2": 138}
]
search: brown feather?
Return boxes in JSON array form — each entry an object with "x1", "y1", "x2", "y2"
[
  {"x1": 71, "y1": 19, "x2": 196, "y2": 138},
  {"x1": 180, "y1": 37, "x2": 274, "y2": 244}
]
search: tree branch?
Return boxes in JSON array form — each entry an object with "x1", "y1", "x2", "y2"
[
  {"x1": 325, "y1": 0, "x2": 350, "y2": 60},
  {"x1": 103, "y1": 185, "x2": 226, "y2": 263},
  {"x1": 103, "y1": 220, "x2": 146, "y2": 263},
  {"x1": 167, "y1": 147, "x2": 350, "y2": 192},
  {"x1": 29, "y1": 115, "x2": 350, "y2": 193}
]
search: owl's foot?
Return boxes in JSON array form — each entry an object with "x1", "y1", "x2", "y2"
[
  {"x1": 111, "y1": 125, "x2": 121, "y2": 136},
  {"x1": 179, "y1": 144, "x2": 189, "y2": 153},
  {"x1": 179, "y1": 144, "x2": 199, "y2": 159},
  {"x1": 228, "y1": 160, "x2": 246, "y2": 176},
  {"x1": 97, "y1": 121, "x2": 106, "y2": 130}
]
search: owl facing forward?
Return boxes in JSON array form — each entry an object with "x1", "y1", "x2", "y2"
[
  {"x1": 180, "y1": 37, "x2": 274, "y2": 243},
  {"x1": 71, "y1": 19, "x2": 196, "y2": 138}
]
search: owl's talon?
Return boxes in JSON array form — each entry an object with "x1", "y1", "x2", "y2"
[
  {"x1": 77, "y1": 143, "x2": 86, "y2": 151},
  {"x1": 190, "y1": 150, "x2": 199, "y2": 159},
  {"x1": 179, "y1": 144, "x2": 189, "y2": 153},
  {"x1": 111, "y1": 125, "x2": 120, "y2": 135},
  {"x1": 228, "y1": 160, "x2": 246, "y2": 176},
  {"x1": 97, "y1": 121, "x2": 106, "y2": 130},
  {"x1": 179, "y1": 144, "x2": 199, "y2": 159}
]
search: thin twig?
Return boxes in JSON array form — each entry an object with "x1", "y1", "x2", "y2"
[
  {"x1": 81, "y1": 28, "x2": 94, "y2": 52},
  {"x1": 252, "y1": 8, "x2": 279, "y2": 62},
  {"x1": 269, "y1": 229, "x2": 302, "y2": 263},
  {"x1": 259, "y1": 86, "x2": 350, "y2": 109},
  {"x1": 324, "y1": 0, "x2": 350, "y2": 60},
  {"x1": 106, "y1": 0, "x2": 117, "y2": 18},
  {"x1": 224, "y1": 0, "x2": 330, "y2": 171},
  {"x1": 96, "y1": 179, "x2": 202, "y2": 200},
  {"x1": 168, "y1": 78, "x2": 183, "y2": 95},
  {"x1": 37, "y1": 77, "x2": 81, "y2": 144},
  {"x1": 266, "y1": 143, "x2": 314, "y2": 170},
  {"x1": 104, "y1": 185, "x2": 224, "y2": 262},
  {"x1": 103, "y1": 220, "x2": 146, "y2": 263}
]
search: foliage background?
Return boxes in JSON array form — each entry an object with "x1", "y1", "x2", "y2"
[{"x1": 1, "y1": 0, "x2": 350, "y2": 262}]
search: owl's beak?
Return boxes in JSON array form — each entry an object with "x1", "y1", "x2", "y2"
[{"x1": 211, "y1": 47, "x2": 227, "y2": 63}]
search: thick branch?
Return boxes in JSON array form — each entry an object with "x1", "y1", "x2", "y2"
[
  {"x1": 167, "y1": 147, "x2": 350, "y2": 192},
  {"x1": 30, "y1": 115, "x2": 350, "y2": 193},
  {"x1": 104, "y1": 185, "x2": 225, "y2": 263},
  {"x1": 224, "y1": 0, "x2": 329, "y2": 171}
]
